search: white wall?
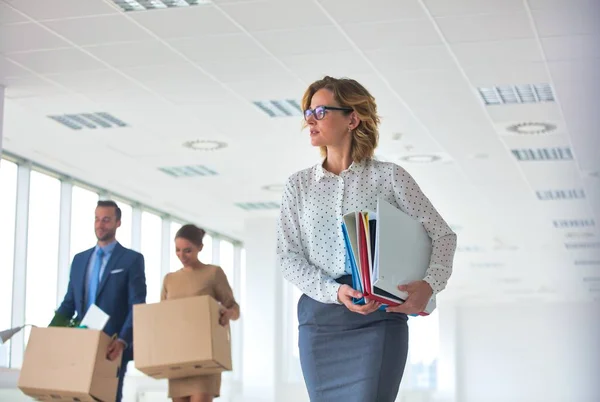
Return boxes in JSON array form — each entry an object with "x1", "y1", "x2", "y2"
[{"x1": 456, "y1": 302, "x2": 600, "y2": 402}]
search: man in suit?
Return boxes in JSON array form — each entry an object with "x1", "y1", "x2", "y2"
[{"x1": 53, "y1": 199, "x2": 146, "y2": 402}]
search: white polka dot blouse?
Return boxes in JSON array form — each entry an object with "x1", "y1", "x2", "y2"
[{"x1": 276, "y1": 158, "x2": 457, "y2": 304}]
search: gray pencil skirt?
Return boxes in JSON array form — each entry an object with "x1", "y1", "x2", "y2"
[{"x1": 297, "y1": 275, "x2": 409, "y2": 402}]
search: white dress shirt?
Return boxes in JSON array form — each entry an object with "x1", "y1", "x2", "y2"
[{"x1": 276, "y1": 158, "x2": 457, "y2": 304}]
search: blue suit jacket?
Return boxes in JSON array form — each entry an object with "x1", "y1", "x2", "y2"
[{"x1": 56, "y1": 242, "x2": 146, "y2": 362}]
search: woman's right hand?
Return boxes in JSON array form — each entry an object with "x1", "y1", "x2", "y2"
[{"x1": 337, "y1": 284, "x2": 381, "y2": 315}]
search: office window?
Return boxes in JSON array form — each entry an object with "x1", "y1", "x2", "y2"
[
  {"x1": 169, "y1": 222, "x2": 182, "y2": 272},
  {"x1": 219, "y1": 239, "x2": 234, "y2": 282},
  {"x1": 141, "y1": 211, "x2": 162, "y2": 304},
  {"x1": 406, "y1": 310, "x2": 440, "y2": 389},
  {"x1": 70, "y1": 186, "x2": 98, "y2": 261},
  {"x1": 200, "y1": 233, "x2": 212, "y2": 264},
  {"x1": 25, "y1": 171, "x2": 60, "y2": 332},
  {"x1": 116, "y1": 201, "x2": 132, "y2": 249},
  {"x1": 0, "y1": 159, "x2": 18, "y2": 365}
]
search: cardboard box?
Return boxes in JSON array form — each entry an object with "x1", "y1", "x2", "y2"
[
  {"x1": 18, "y1": 327, "x2": 119, "y2": 402},
  {"x1": 133, "y1": 295, "x2": 231, "y2": 379}
]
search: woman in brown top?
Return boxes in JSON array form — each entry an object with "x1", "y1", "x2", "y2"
[{"x1": 161, "y1": 224, "x2": 240, "y2": 402}]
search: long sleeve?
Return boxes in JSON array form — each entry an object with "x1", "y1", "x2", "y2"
[
  {"x1": 118, "y1": 253, "x2": 147, "y2": 345},
  {"x1": 392, "y1": 165, "x2": 457, "y2": 295},
  {"x1": 213, "y1": 267, "x2": 240, "y2": 319},
  {"x1": 276, "y1": 178, "x2": 341, "y2": 304}
]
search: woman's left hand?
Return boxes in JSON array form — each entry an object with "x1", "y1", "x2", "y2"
[
  {"x1": 219, "y1": 308, "x2": 234, "y2": 326},
  {"x1": 385, "y1": 280, "x2": 433, "y2": 315}
]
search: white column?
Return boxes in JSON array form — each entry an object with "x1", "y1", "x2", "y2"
[
  {"x1": 240, "y1": 217, "x2": 282, "y2": 402},
  {"x1": 435, "y1": 302, "x2": 458, "y2": 402},
  {"x1": 0, "y1": 86, "x2": 4, "y2": 157},
  {"x1": 131, "y1": 205, "x2": 142, "y2": 252},
  {"x1": 10, "y1": 163, "x2": 31, "y2": 368},
  {"x1": 160, "y1": 218, "x2": 171, "y2": 278},
  {"x1": 56, "y1": 180, "x2": 73, "y2": 306}
]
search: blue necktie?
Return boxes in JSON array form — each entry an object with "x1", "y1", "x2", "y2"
[{"x1": 86, "y1": 248, "x2": 104, "y2": 311}]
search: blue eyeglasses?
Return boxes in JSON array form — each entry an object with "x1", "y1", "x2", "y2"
[{"x1": 304, "y1": 105, "x2": 353, "y2": 121}]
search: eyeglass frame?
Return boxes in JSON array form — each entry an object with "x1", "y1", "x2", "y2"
[{"x1": 303, "y1": 105, "x2": 354, "y2": 121}]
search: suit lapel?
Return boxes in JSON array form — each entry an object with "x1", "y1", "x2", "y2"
[
  {"x1": 77, "y1": 248, "x2": 95, "y2": 310},
  {"x1": 96, "y1": 242, "x2": 125, "y2": 300}
]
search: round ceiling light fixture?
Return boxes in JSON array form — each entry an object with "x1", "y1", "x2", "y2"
[
  {"x1": 182, "y1": 139, "x2": 227, "y2": 151},
  {"x1": 400, "y1": 154, "x2": 441, "y2": 163},
  {"x1": 506, "y1": 122, "x2": 557, "y2": 135},
  {"x1": 262, "y1": 184, "x2": 285, "y2": 192}
]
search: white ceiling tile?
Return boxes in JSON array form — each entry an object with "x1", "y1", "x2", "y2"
[
  {"x1": 320, "y1": 0, "x2": 427, "y2": 24},
  {"x1": 424, "y1": 0, "x2": 525, "y2": 16},
  {"x1": 7, "y1": 48, "x2": 106, "y2": 74},
  {"x1": 387, "y1": 68, "x2": 472, "y2": 98},
  {"x1": 280, "y1": 50, "x2": 373, "y2": 83},
  {"x1": 450, "y1": 39, "x2": 544, "y2": 66},
  {"x1": 464, "y1": 62, "x2": 551, "y2": 86},
  {"x1": 3, "y1": 75, "x2": 68, "y2": 98},
  {"x1": 0, "y1": 2, "x2": 29, "y2": 24},
  {"x1": 83, "y1": 40, "x2": 183, "y2": 68},
  {"x1": 0, "y1": 23, "x2": 70, "y2": 53},
  {"x1": 219, "y1": 0, "x2": 331, "y2": 32},
  {"x1": 43, "y1": 69, "x2": 141, "y2": 94},
  {"x1": 0, "y1": 55, "x2": 33, "y2": 80},
  {"x1": 532, "y1": 9, "x2": 600, "y2": 37},
  {"x1": 130, "y1": 5, "x2": 241, "y2": 38},
  {"x1": 227, "y1": 76, "x2": 306, "y2": 101},
  {"x1": 168, "y1": 34, "x2": 270, "y2": 62},
  {"x1": 366, "y1": 45, "x2": 454, "y2": 74},
  {"x1": 541, "y1": 35, "x2": 600, "y2": 62},
  {"x1": 253, "y1": 25, "x2": 352, "y2": 58},
  {"x1": 198, "y1": 57, "x2": 294, "y2": 83},
  {"x1": 120, "y1": 63, "x2": 229, "y2": 104},
  {"x1": 485, "y1": 103, "x2": 562, "y2": 124},
  {"x1": 526, "y1": 0, "x2": 598, "y2": 11},
  {"x1": 344, "y1": 20, "x2": 442, "y2": 51},
  {"x1": 42, "y1": 15, "x2": 154, "y2": 46},
  {"x1": 435, "y1": 13, "x2": 534, "y2": 43},
  {"x1": 3, "y1": 0, "x2": 120, "y2": 20}
]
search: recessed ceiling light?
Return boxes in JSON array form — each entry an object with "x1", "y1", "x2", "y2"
[
  {"x1": 565, "y1": 232, "x2": 595, "y2": 239},
  {"x1": 182, "y1": 140, "x2": 227, "y2": 151},
  {"x1": 512, "y1": 147, "x2": 573, "y2": 161},
  {"x1": 400, "y1": 155, "x2": 441, "y2": 163},
  {"x1": 253, "y1": 99, "x2": 302, "y2": 118},
  {"x1": 111, "y1": 0, "x2": 210, "y2": 12},
  {"x1": 506, "y1": 122, "x2": 557, "y2": 135},
  {"x1": 48, "y1": 112, "x2": 127, "y2": 130},
  {"x1": 262, "y1": 184, "x2": 285, "y2": 192}
]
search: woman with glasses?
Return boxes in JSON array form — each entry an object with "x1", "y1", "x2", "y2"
[{"x1": 276, "y1": 76, "x2": 457, "y2": 402}]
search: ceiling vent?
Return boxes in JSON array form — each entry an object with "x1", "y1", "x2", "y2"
[
  {"x1": 159, "y1": 165, "x2": 217, "y2": 177},
  {"x1": 536, "y1": 189, "x2": 586, "y2": 200},
  {"x1": 182, "y1": 140, "x2": 227, "y2": 151},
  {"x1": 553, "y1": 219, "x2": 596, "y2": 228},
  {"x1": 575, "y1": 260, "x2": 600, "y2": 266},
  {"x1": 478, "y1": 83, "x2": 555, "y2": 105},
  {"x1": 111, "y1": 0, "x2": 210, "y2": 12},
  {"x1": 48, "y1": 112, "x2": 127, "y2": 130},
  {"x1": 253, "y1": 99, "x2": 302, "y2": 118},
  {"x1": 511, "y1": 147, "x2": 573, "y2": 161},
  {"x1": 235, "y1": 202, "x2": 281, "y2": 211},
  {"x1": 565, "y1": 242, "x2": 600, "y2": 250}
]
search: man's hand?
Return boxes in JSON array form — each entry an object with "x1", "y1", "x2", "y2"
[
  {"x1": 107, "y1": 339, "x2": 125, "y2": 361},
  {"x1": 219, "y1": 308, "x2": 234, "y2": 326},
  {"x1": 337, "y1": 284, "x2": 381, "y2": 315},
  {"x1": 386, "y1": 280, "x2": 433, "y2": 315}
]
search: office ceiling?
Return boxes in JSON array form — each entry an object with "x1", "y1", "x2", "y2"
[{"x1": 1, "y1": 0, "x2": 599, "y2": 303}]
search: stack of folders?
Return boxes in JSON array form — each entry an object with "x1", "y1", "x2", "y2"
[{"x1": 341, "y1": 197, "x2": 436, "y2": 316}]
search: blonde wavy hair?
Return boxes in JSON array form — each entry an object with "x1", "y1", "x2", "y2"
[{"x1": 301, "y1": 76, "x2": 380, "y2": 163}]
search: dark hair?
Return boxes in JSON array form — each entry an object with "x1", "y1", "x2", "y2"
[
  {"x1": 175, "y1": 224, "x2": 206, "y2": 247},
  {"x1": 302, "y1": 76, "x2": 380, "y2": 162},
  {"x1": 97, "y1": 200, "x2": 121, "y2": 221}
]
